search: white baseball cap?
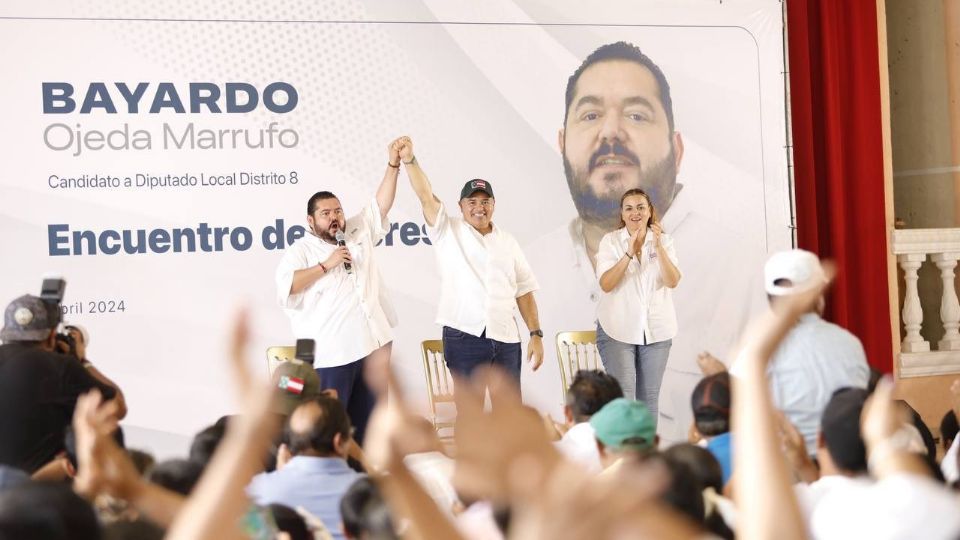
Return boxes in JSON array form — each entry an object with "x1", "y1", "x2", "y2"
[{"x1": 763, "y1": 249, "x2": 826, "y2": 296}]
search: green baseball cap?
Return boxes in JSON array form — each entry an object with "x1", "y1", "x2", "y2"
[
  {"x1": 272, "y1": 360, "x2": 322, "y2": 416},
  {"x1": 459, "y1": 178, "x2": 494, "y2": 200},
  {"x1": 590, "y1": 398, "x2": 656, "y2": 451}
]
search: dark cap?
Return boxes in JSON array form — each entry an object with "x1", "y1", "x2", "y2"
[
  {"x1": 459, "y1": 179, "x2": 494, "y2": 200},
  {"x1": 820, "y1": 387, "x2": 869, "y2": 473},
  {"x1": 1, "y1": 295, "x2": 57, "y2": 342},
  {"x1": 691, "y1": 373, "x2": 731, "y2": 421},
  {"x1": 272, "y1": 361, "x2": 322, "y2": 416}
]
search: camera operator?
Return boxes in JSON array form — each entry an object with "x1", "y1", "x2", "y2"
[{"x1": 0, "y1": 294, "x2": 125, "y2": 474}]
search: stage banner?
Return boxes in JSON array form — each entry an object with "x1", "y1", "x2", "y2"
[{"x1": 0, "y1": 0, "x2": 790, "y2": 446}]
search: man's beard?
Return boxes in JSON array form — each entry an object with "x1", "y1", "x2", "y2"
[
  {"x1": 311, "y1": 221, "x2": 343, "y2": 243},
  {"x1": 563, "y1": 143, "x2": 677, "y2": 230}
]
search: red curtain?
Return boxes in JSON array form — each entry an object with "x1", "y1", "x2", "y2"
[{"x1": 786, "y1": 0, "x2": 893, "y2": 373}]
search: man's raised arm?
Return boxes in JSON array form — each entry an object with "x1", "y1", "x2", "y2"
[
  {"x1": 396, "y1": 136, "x2": 441, "y2": 226},
  {"x1": 375, "y1": 138, "x2": 403, "y2": 220}
]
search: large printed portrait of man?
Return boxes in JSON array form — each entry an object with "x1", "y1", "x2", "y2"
[{"x1": 531, "y1": 41, "x2": 767, "y2": 444}]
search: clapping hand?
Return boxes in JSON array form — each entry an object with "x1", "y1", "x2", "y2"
[
  {"x1": 72, "y1": 390, "x2": 137, "y2": 500},
  {"x1": 650, "y1": 222, "x2": 664, "y2": 247},
  {"x1": 628, "y1": 227, "x2": 644, "y2": 257}
]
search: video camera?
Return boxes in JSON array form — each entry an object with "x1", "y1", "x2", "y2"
[{"x1": 38, "y1": 277, "x2": 78, "y2": 356}]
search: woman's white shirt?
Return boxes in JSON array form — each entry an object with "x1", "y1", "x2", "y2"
[{"x1": 596, "y1": 227, "x2": 679, "y2": 345}]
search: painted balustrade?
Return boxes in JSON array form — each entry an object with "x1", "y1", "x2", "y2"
[{"x1": 893, "y1": 229, "x2": 960, "y2": 376}]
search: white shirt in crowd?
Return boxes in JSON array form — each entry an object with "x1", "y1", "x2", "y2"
[
  {"x1": 554, "y1": 422, "x2": 602, "y2": 474},
  {"x1": 595, "y1": 228, "x2": 679, "y2": 344},
  {"x1": 764, "y1": 313, "x2": 870, "y2": 455},
  {"x1": 809, "y1": 473, "x2": 960, "y2": 539},
  {"x1": 275, "y1": 200, "x2": 397, "y2": 368},
  {"x1": 426, "y1": 203, "x2": 539, "y2": 343},
  {"x1": 794, "y1": 475, "x2": 873, "y2": 526}
]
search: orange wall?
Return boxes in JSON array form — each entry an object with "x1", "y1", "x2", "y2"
[{"x1": 895, "y1": 375, "x2": 956, "y2": 440}]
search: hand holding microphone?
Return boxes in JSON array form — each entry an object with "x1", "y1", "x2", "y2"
[{"x1": 334, "y1": 231, "x2": 353, "y2": 274}]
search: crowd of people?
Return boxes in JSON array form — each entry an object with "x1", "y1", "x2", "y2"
[
  {"x1": 2, "y1": 40, "x2": 958, "y2": 540},
  {"x1": 2, "y1": 254, "x2": 960, "y2": 539}
]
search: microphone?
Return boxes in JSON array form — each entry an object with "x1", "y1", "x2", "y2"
[{"x1": 334, "y1": 231, "x2": 352, "y2": 274}]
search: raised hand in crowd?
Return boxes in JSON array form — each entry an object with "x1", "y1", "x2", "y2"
[
  {"x1": 454, "y1": 368, "x2": 702, "y2": 539},
  {"x1": 696, "y1": 351, "x2": 727, "y2": 376},
  {"x1": 861, "y1": 378, "x2": 930, "y2": 479},
  {"x1": 451, "y1": 368, "x2": 560, "y2": 503},
  {"x1": 72, "y1": 390, "x2": 123, "y2": 499},
  {"x1": 776, "y1": 411, "x2": 819, "y2": 484},
  {"x1": 732, "y1": 260, "x2": 835, "y2": 540},
  {"x1": 165, "y1": 307, "x2": 281, "y2": 540},
  {"x1": 72, "y1": 389, "x2": 186, "y2": 527},
  {"x1": 362, "y1": 351, "x2": 466, "y2": 540}
]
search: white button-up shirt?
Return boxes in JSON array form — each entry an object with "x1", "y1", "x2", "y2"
[
  {"x1": 275, "y1": 200, "x2": 396, "y2": 368},
  {"x1": 595, "y1": 228, "x2": 679, "y2": 345},
  {"x1": 764, "y1": 313, "x2": 870, "y2": 455},
  {"x1": 426, "y1": 203, "x2": 539, "y2": 343}
]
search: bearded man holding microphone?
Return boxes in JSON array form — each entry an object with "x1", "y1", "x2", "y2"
[{"x1": 275, "y1": 138, "x2": 404, "y2": 444}]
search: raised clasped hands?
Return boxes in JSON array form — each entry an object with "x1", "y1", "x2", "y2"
[
  {"x1": 391, "y1": 135, "x2": 414, "y2": 163},
  {"x1": 388, "y1": 138, "x2": 401, "y2": 166}
]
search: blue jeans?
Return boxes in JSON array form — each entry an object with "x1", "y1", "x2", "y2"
[
  {"x1": 595, "y1": 323, "x2": 671, "y2": 424},
  {"x1": 315, "y1": 357, "x2": 376, "y2": 446},
  {"x1": 442, "y1": 326, "x2": 522, "y2": 388}
]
